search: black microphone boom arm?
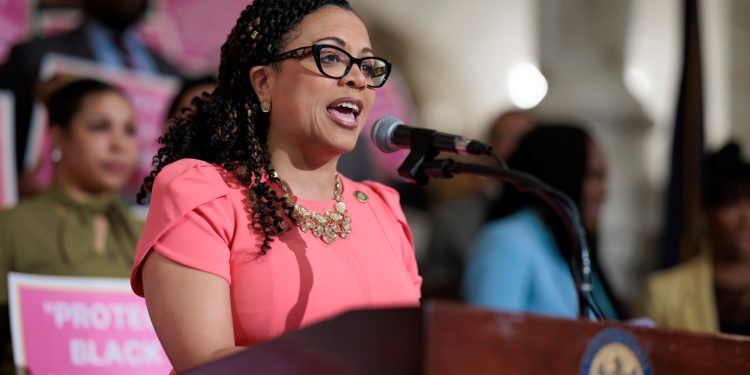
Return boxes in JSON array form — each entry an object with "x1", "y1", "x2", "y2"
[{"x1": 419, "y1": 157, "x2": 604, "y2": 320}]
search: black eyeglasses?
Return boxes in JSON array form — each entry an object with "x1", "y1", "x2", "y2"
[{"x1": 269, "y1": 44, "x2": 391, "y2": 88}]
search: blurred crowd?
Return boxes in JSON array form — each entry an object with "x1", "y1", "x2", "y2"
[{"x1": 1, "y1": 0, "x2": 749, "y2": 372}]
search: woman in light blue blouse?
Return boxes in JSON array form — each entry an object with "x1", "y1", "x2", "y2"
[{"x1": 463, "y1": 125, "x2": 622, "y2": 319}]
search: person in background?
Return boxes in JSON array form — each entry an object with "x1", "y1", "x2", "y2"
[
  {"x1": 463, "y1": 124, "x2": 622, "y2": 319},
  {"x1": 488, "y1": 109, "x2": 536, "y2": 161},
  {"x1": 0, "y1": 78, "x2": 142, "y2": 373},
  {"x1": 421, "y1": 110, "x2": 534, "y2": 300},
  {"x1": 166, "y1": 76, "x2": 218, "y2": 120},
  {"x1": 0, "y1": 0, "x2": 180, "y2": 196},
  {"x1": 130, "y1": 0, "x2": 421, "y2": 371},
  {"x1": 644, "y1": 143, "x2": 750, "y2": 335}
]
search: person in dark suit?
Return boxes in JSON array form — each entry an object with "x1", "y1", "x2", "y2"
[{"x1": 0, "y1": 0, "x2": 180, "y2": 196}]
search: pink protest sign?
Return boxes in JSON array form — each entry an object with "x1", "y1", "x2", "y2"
[
  {"x1": 26, "y1": 54, "x2": 178, "y2": 194},
  {"x1": 0, "y1": 91, "x2": 17, "y2": 207},
  {"x1": 0, "y1": 0, "x2": 33, "y2": 64},
  {"x1": 141, "y1": 0, "x2": 250, "y2": 74},
  {"x1": 8, "y1": 272, "x2": 171, "y2": 374},
  {"x1": 364, "y1": 70, "x2": 418, "y2": 181}
]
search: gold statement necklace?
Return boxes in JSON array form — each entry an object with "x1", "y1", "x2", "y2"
[{"x1": 277, "y1": 173, "x2": 352, "y2": 244}]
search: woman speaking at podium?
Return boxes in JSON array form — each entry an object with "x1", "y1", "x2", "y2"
[{"x1": 129, "y1": 0, "x2": 422, "y2": 371}]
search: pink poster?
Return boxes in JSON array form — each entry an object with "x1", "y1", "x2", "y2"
[
  {"x1": 0, "y1": 0, "x2": 33, "y2": 64},
  {"x1": 364, "y1": 70, "x2": 418, "y2": 181},
  {"x1": 0, "y1": 91, "x2": 17, "y2": 208},
  {"x1": 141, "y1": 0, "x2": 251, "y2": 75},
  {"x1": 8, "y1": 272, "x2": 171, "y2": 374},
  {"x1": 26, "y1": 54, "x2": 179, "y2": 196}
]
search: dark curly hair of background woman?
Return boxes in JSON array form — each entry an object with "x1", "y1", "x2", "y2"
[{"x1": 138, "y1": 0, "x2": 352, "y2": 253}]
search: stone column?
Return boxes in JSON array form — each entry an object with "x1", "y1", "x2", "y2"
[
  {"x1": 535, "y1": 0, "x2": 658, "y2": 308},
  {"x1": 728, "y1": 0, "x2": 750, "y2": 151}
]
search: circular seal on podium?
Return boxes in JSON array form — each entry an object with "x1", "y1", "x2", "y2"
[{"x1": 579, "y1": 328, "x2": 652, "y2": 375}]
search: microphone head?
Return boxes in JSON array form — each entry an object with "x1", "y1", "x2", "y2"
[{"x1": 371, "y1": 115, "x2": 404, "y2": 153}]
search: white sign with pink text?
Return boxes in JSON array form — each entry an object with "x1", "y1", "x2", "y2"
[{"x1": 8, "y1": 272, "x2": 170, "y2": 374}]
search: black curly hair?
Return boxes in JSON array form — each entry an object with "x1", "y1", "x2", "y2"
[
  {"x1": 138, "y1": 0, "x2": 353, "y2": 253},
  {"x1": 702, "y1": 142, "x2": 750, "y2": 208}
]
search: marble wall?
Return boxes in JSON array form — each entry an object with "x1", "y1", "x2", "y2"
[{"x1": 350, "y1": 0, "x2": 744, "y2": 308}]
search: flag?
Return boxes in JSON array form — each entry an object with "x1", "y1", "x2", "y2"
[{"x1": 662, "y1": 0, "x2": 704, "y2": 268}]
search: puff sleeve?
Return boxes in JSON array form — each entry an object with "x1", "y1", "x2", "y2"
[{"x1": 130, "y1": 159, "x2": 236, "y2": 296}]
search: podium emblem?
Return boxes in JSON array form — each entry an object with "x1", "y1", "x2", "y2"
[{"x1": 580, "y1": 328, "x2": 652, "y2": 375}]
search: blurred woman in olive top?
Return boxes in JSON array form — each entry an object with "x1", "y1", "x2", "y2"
[{"x1": 0, "y1": 78, "x2": 142, "y2": 373}]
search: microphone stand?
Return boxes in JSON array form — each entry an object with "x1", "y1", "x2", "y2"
[
  {"x1": 397, "y1": 151, "x2": 605, "y2": 320},
  {"x1": 396, "y1": 129, "x2": 440, "y2": 185}
]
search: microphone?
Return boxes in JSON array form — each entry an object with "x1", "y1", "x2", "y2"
[{"x1": 371, "y1": 115, "x2": 493, "y2": 155}]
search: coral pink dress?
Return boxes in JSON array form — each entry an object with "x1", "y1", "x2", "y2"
[{"x1": 131, "y1": 159, "x2": 421, "y2": 346}]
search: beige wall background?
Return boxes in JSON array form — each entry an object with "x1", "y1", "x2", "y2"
[{"x1": 350, "y1": 0, "x2": 749, "y2": 306}]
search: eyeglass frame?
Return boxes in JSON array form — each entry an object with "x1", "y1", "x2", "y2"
[{"x1": 267, "y1": 44, "x2": 392, "y2": 89}]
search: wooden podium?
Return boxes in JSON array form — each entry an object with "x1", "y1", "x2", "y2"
[{"x1": 185, "y1": 301, "x2": 750, "y2": 374}]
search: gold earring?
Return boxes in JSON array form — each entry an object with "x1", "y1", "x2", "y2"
[{"x1": 261, "y1": 101, "x2": 271, "y2": 113}]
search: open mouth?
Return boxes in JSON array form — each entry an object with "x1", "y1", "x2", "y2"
[{"x1": 326, "y1": 99, "x2": 362, "y2": 127}]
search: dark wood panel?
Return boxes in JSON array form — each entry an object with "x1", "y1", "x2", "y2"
[
  {"x1": 185, "y1": 301, "x2": 750, "y2": 374},
  {"x1": 425, "y1": 301, "x2": 750, "y2": 375}
]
